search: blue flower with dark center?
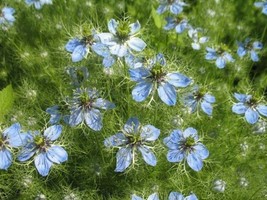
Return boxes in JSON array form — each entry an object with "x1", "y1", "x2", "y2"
[
  {"x1": 168, "y1": 192, "x2": 198, "y2": 200},
  {"x1": 129, "y1": 53, "x2": 191, "y2": 106},
  {"x1": 232, "y1": 93, "x2": 267, "y2": 124},
  {"x1": 164, "y1": 16, "x2": 190, "y2": 33},
  {"x1": 205, "y1": 47, "x2": 234, "y2": 69},
  {"x1": 237, "y1": 38, "x2": 263, "y2": 62},
  {"x1": 157, "y1": 0, "x2": 188, "y2": 15},
  {"x1": 104, "y1": 117, "x2": 160, "y2": 172},
  {"x1": 25, "y1": 0, "x2": 52, "y2": 10},
  {"x1": 164, "y1": 127, "x2": 209, "y2": 172},
  {"x1": 68, "y1": 88, "x2": 115, "y2": 131},
  {"x1": 131, "y1": 192, "x2": 159, "y2": 200},
  {"x1": 254, "y1": 1, "x2": 267, "y2": 15},
  {"x1": 17, "y1": 125, "x2": 68, "y2": 176},
  {"x1": 0, "y1": 7, "x2": 15, "y2": 26}
]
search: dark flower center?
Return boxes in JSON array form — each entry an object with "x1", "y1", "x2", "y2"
[
  {"x1": 80, "y1": 92, "x2": 93, "y2": 109},
  {"x1": 34, "y1": 135, "x2": 51, "y2": 152},
  {"x1": 168, "y1": 0, "x2": 175, "y2": 4},
  {"x1": 150, "y1": 65, "x2": 166, "y2": 83},
  {"x1": 180, "y1": 136, "x2": 195, "y2": 152},
  {"x1": 193, "y1": 91, "x2": 204, "y2": 101},
  {"x1": 247, "y1": 98, "x2": 257, "y2": 108},
  {"x1": 82, "y1": 35, "x2": 94, "y2": 46}
]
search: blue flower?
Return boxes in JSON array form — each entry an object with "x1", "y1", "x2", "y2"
[
  {"x1": 232, "y1": 93, "x2": 267, "y2": 124},
  {"x1": 68, "y1": 88, "x2": 115, "y2": 131},
  {"x1": 66, "y1": 66, "x2": 89, "y2": 87},
  {"x1": 157, "y1": 0, "x2": 188, "y2": 15},
  {"x1": 131, "y1": 193, "x2": 159, "y2": 200},
  {"x1": 25, "y1": 0, "x2": 52, "y2": 10},
  {"x1": 183, "y1": 86, "x2": 216, "y2": 116},
  {"x1": 237, "y1": 38, "x2": 263, "y2": 62},
  {"x1": 46, "y1": 105, "x2": 70, "y2": 125},
  {"x1": 0, "y1": 123, "x2": 27, "y2": 170},
  {"x1": 164, "y1": 127, "x2": 209, "y2": 172},
  {"x1": 91, "y1": 43, "x2": 116, "y2": 68},
  {"x1": 168, "y1": 192, "x2": 198, "y2": 200},
  {"x1": 129, "y1": 53, "x2": 191, "y2": 106},
  {"x1": 96, "y1": 19, "x2": 146, "y2": 57},
  {"x1": 164, "y1": 16, "x2": 190, "y2": 33},
  {"x1": 188, "y1": 28, "x2": 209, "y2": 50},
  {"x1": 0, "y1": 7, "x2": 15, "y2": 26},
  {"x1": 17, "y1": 125, "x2": 68, "y2": 176},
  {"x1": 104, "y1": 117, "x2": 160, "y2": 172},
  {"x1": 255, "y1": 1, "x2": 267, "y2": 15},
  {"x1": 205, "y1": 47, "x2": 234, "y2": 69}
]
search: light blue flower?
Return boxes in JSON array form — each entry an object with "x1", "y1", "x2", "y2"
[
  {"x1": 96, "y1": 19, "x2": 146, "y2": 57},
  {"x1": 169, "y1": 192, "x2": 198, "y2": 200},
  {"x1": 132, "y1": 192, "x2": 159, "y2": 200},
  {"x1": 254, "y1": 1, "x2": 267, "y2": 15},
  {"x1": 164, "y1": 128, "x2": 209, "y2": 172},
  {"x1": 164, "y1": 16, "x2": 190, "y2": 33},
  {"x1": 104, "y1": 117, "x2": 160, "y2": 172},
  {"x1": 68, "y1": 88, "x2": 115, "y2": 131},
  {"x1": 91, "y1": 43, "x2": 116, "y2": 68},
  {"x1": 25, "y1": 0, "x2": 52, "y2": 10},
  {"x1": 237, "y1": 38, "x2": 263, "y2": 62},
  {"x1": 0, "y1": 7, "x2": 15, "y2": 26},
  {"x1": 129, "y1": 53, "x2": 191, "y2": 106},
  {"x1": 205, "y1": 47, "x2": 234, "y2": 69},
  {"x1": 157, "y1": 0, "x2": 188, "y2": 15},
  {"x1": 17, "y1": 125, "x2": 68, "y2": 176},
  {"x1": 46, "y1": 105, "x2": 70, "y2": 125},
  {"x1": 232, "y1": 93, "x2": 267, "y2": 124},
  {"x1": 0, "y1": 123, "x2": 27, "y2": 170},
  {"x1": 188, "y1": 27, "x2": 209, "y2": 50},
  {"x1": 183, "y1": 86, "x2": 216, "y2": 116},
  {"x1": 66, "y1": 66, "x2": 89, "y2": 87}
]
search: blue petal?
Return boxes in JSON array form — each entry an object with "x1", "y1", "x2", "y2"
[
  {"x1": 167, "y1": 149, "x2": 184, "y2": 163},
  {"x1": 157, "y1": 5, "x2": 167, "y2": 14},
  {"x1": 96, "y1": 33, "x2": 115, "y2": 45},
  {"x1": 184, "y1": 193, "x2": 198, "y2": 200},
  {"x1": 164, "y1": 17, "x2": 176, "y2": 30},
  {"x1": 201, "y1": 101, "x2": 213, "y2": 116},
  {"x1": 0, "y1": 149, "x2": 12, "y2": 170},
  {"x1": 166, "y1": 73, "x2": 191, "y2": 88},
  {"x1": 103, "y1": 56, "x2": 116, "y2": 68},
  {"x1": 140, "y1": 125, "x2": 160, "y2": 141},
  {"x1": 108, "y1": 19, "x2": 118, "y2": 35},
  {"x1": 84, "y1": 108, "x2": 103, "y2": 131},
  {"x1": 132, "y1": 81, "x2": 153, "y2": 102},
  {"x1": 92, "y1": 98, "x2": 115, "y2": 110},
  {"x1": 17, "y1": 142, "x2": 36, "y2": 162},
  {"x1": 129, "y1": 21, "x2": 141, "y2": 35},
  {"x1": 46, "y1": 146, "x2": 68, "y2": 164},
  {"x1": 137, "y1": 145, "x2": 157, "y2": 166},
  {"x1": 110, "y1": 44, "x2": 128, "y2": 57},
  {"x1": 256, "y1": 105, "x2": 267, "y2": 117},
  {"x1": 223, "y1": 52, "x2": 235, "y2": 62},
  {"x1": 254, "y1": 2, "x2": 264, "y2": 7},
  {"x1": 44, "y1": 125, "x2": 62, "y2": 141},
  {"x1": 183, "y1": 94, "x2": 197, "y2": 113},
  {"x1": 3, "y1": 123, "x2": 21, "y2": 138},
  {"x1": 237, "y1": 46, "x2": 246, "y2": 57},
  {"x1": 127, "y1": 37, "x2": 146, "y2": 52},
  {"x1": 147, "y1": 193, "x2": 159, "y2": 200},
  {"x1": 157, "y1": 82, "x2": 177, "y2": 106},
  {"x1": 46, "y1": 106, "x2": 60, "y2": 124},
  {"x1": 131, "y1": 194, "x2": 143, "y2": 200},
  {"x1": 203, "y1": 94, "x2": 215, "y2": 103},
  {"x1": 205, "y1": 52, "x2": 217, "y2": 60},
  {"x1": 245, "y1": 108, "x2": 259, "y2": 124},
  {"x1": 34, "y1": 153, "x2": 53, "y2": 176},
  {"x1": 168, "y1": 192, "x2": 184, "y2": 200},
  {"x1": 91, "y1": 43, "x2": 110, "y2": 57},
  {"x1": 187, "y1": 152, "x2": 203, "y2": 171},
  {"x1": 7, "y1": 132, "x2": 28, "y2": 148},
  {"x1": 194, "y1": 143, "x2": 209, "y2": 159},
  {"x1": 175, "y1": 21, "x2": 188, "y2": 33},
  {"x1": 72, "y1": 45, "x2": 87, "y2": 62},
  {"x1": 115, "y1": 147, "x2": 132, "y2": 172},
  {"x1": 250, "y1": 50, "x2": 259, "y2": 62},
  {"x1": 234, "y1": 93, "x2": 250, "y2": 102},
  {"x1": 124, "y1": 117, "x2": 140, "y2": 134},
  {"x1": 156, "y1": 53, "x2": 166, "y2": 66},
  {"x1": 65, "y1": 39, "x2": 82, "y2": 53},
  {"x1": 163, "y1": 130, "x2": 183, "y2": 149},
  {"x1": 232, "y1": 103, "x2": 247, "y2": 114},
  {"x1": 253, "y1": 41, "x2": 263, "y2": 50},
  {"x1": 170, "y1": 4, "x2": 183, "y2": 15},
  {"x1": 104, "y1": 133, "x2": 128, "y2": 147},
  {"x1": 215, "y1": 57, "x2": 226, "y2": 69},
  {"x1": 183, "y1": 127, "x2": 198, "y2": 141},
  {"x1": 69, "y1": 106, "x2": 83, "y2": 127},
  {"x1": 129, "y1": 67, "x2": 151, "y2": 82}
]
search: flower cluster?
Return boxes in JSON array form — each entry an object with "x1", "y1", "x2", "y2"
[
  {"x1": 131, "y1": 191, "x2": 198, "y2": 200},
  {"x1": 237, "y1": 38, "x2": 263, "y2": 62}
]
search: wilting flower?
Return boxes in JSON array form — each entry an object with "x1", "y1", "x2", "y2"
[
  {"x1": 164, "y1": 127, "x2": 209, "y2": 171},
  {"x1": 131, "y1": 193, "x2": 159, "y2": 200},
  {"x1": 104, "y1": 117, "x2": 160, "y2": 172},
  {"x1": 0, "y1": 7, "x2": 15, "y2": 26},
  {"x1": 17, "y1": 125, "x2": 68, "y2": 176},
  {"x1": 168, "y1": 192, "x2": 198, "y2": 200},
  {"x1": 188, "y1": 27, "x2": 209, "y2": 50},
  {"x1": 96, "y1": 19, "x2": 146, "y2": 57},
  {"x1": 66, "y1": 66, "x2": 89, "y2": 87},
  {"x1": 25, "y1": 0, "x2": 52, "y2": 10},
  {"x1": 254, "y1": 1, "x2": 267, "y2": 15},
  {"x1": 183, "y1": 86, "x2": 216, "y2": 116},
  {"x1": 157, "y1": 0, "x2": 188, "y2": 15},
  {"x1": 129, "y1": 53, "x2": 191, "y2": 106},
  {"x1": 205, "y1": 47, "x2": 234, "y2": 69},
  {"x1": 232, "y1": 93, "x2": 267, "y2": 124},
  {"x1": 237, "y1": 38, "x2": 263, "y2": 62},
  {"x1": 0, "y1": 123, "x2": 27, "y2": 170},
  {"x1": 164, "y1": 16, "x2": 190, "y2": 33},
  {"x1": 69, "y1": 88, "x2": 115, "y2": 131}
]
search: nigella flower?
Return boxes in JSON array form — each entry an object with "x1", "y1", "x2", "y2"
[
  {"x1": 157, "y1": 0, "x2": 188, "y2": 15},
  {"x1": 0, "y1": 123, "x2": 27, "y2": 170},
  {"x1": 188, "y1": 27, "x2": 209, "y2": 50},
  {"x1": 183, "y1": 86, "x2": 216, "y2": 116},
  {"x1": 0, "y1": 7, "x2": 15, "y2": 26},
  {"x1": 25, "y1": 0, "x2": 52, "y2": 10},
  {"x1": 46, "y1": 105, "x2": 70, "y2": 125},
  {"x1": 96, "y1": 19, "x2": 146, "y2": 57},
  {"x1": 17, "y1": 125, "x2": 68, "y2": 176},
  {"x1": 131, "y1": 193, "x2": 159, "y2": 200},
  {"x1": 164, "y1": 127, "x2": 209, "y2": 171},
  {"x1": 104, "y1": 117, "x2": 160, "y2": 172},
  {"x1": 91, "y1": 43, "x2": 116, "y2": 68},
  {"x1": 164, "y1": 16, "x2": 190, "y2": 33},
  {"x1": 168, "y1": 192, "x2": 198, "y2": 200},
  {"x1": 254, "y1": 1, "x2": 267, "y2": 15},
  {"x1": 66, "y1": 66, "x2": 89, "y2": 87},
  {"x1": 232, "y1": 93, "x2": 267, "y2": 124},
  {"x1": 205, "y1": 47, "x2": 234, "y2": 69},
  {"x1": 237, "y1": 38, "x2": 263, "y2": 62},
  {"x1": 68, "y1": 88, "x2": 115, "y2": 131},
  {"x1": 129, "y1": 53, "x2": 191, "y2": 106}
]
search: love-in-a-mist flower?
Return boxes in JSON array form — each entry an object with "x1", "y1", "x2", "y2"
[
  {"x1": 164, "y1": 127, "x2": 209, "y2": 171},
  {"x1": 104, "y1": 117, "x2": 160, "y2": 172},
  {"x1": 164, "y1": 16, "x2": 190, "y2": 33},
  {"x1": 237, "y1": 38, "x2": 263, "y2": 62},
  {"x1": 157, "y1": 0, "x2": 188, "y2": 15},
  {"x1": 254, "y1": 1, "x2": 267, "y2": 15},
  {"x1": 69, "y1": 88, "x2": 115, "y2": 131},
  {"x1": 168, "y1": 192, "x2": 198, "y2": 200},
  {"x1": 232, "y1": 93, "x2": 267, "y2": 124},
  {"x1": 46, "y1": 105, "x2": 70, "y2": 125},
  {"x1": 183, "y1": 86, "x2": 216, "y2": 116},
  {"x1": 0, "y1": 123, "x2": 27, "y2": 170},
  {"x1": 17, "y1": 125, "x2": 68, "y2": 176},
  {"x1": 188, "y1": 27, "x2": 209, "y2": 50},
  {"x1": 205, "y1": 47, "x2": 234, "y2": 69},
  {"x1": 25, "y1": 0, "x2": 52, "y2": 10},
  {"x1": 132, "y1": 193, "x2": 159, "y2": 200},
  {"x1": 0, "y1": 7, "x2": 15, "y2": 26},
  {"x1": 96, "y1": 19, "x2": 146, "y2": 57},
  {"x1": 129, "y1": 53, "x2": 191, "y2": 106}
]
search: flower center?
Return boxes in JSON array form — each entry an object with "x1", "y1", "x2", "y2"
[
  {"x1": 193, "y1": 91, "x2": 204, "y2": 101},
  {"x1": 168, "y1": 0, "x2": 175, "y2": 4},
  {"x1": 80, "y1": 92, "x2": 93, "y2": 109},
  {"x1": 151, "y1": 65, "x2": 166, "y2": 83},
  {"x1": 116, "y1": 21, "x2": 130, "y2": 42},
  {"x1": 82, "y1": 35, "x2": 94, "y2": 46},
  {"x1": 247, "y1": 98, "x2": 257, "y2": 108}
]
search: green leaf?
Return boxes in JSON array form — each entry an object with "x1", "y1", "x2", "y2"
[
  {"x1": 151, "y1": 6, "x2": 162, "y2": 29},
  {"x1": 0, "y1": 84, "x2": 14, "y2": 121}
]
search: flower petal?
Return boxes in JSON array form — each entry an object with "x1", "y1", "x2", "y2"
[
  {"x1": 104, "y1": 132, "x2": 128, "y2": 147},
  {"x1": 131, "y1": 194, "x2": 143, "y2": 200},
  {"x1": 72, "y1": 45, "x2": 88, "y2": 62},
  {"x1": 46, "y1": 146, "x2": 68, "y2": 164},
  {"x1": 129, "y1": 21, "x2": 141, "y2": 35},
  {"x1": 115, "y1": 147, "x2": 132, "y2": 172},
  {"x1": 84, "y1": 108, "x2": 103, "y2": 131},
  {"x1": 92, "y1": 98, "x2": 115, "y2": 110},
  {"x1": 0, "y1": 149, "x2": 12, "y2": 170},
  {"x1": 201, "y1": 101, "x2": 213, "y2": 116},
  {"x1": 233, "y1": 93, "x2": 250, "y2": 102},
  {"x1": 157, "y1": 82, "x2": 177, "y2": 106},
  {"x1": 168, "y1": 192, "x2": 184, "y2": 200},
  {"x1": 69, "y1": 106, "x2": 84, "y2": 127},
  {"x1": 124, "y1": 117, "x2": 140, "y2": 134},
  {"x1": 34, "y1": 153, "x2": 53, "y2": 176},
  {"x1": 170, "y1": 4, "x2": 183, "y2": 15},
  {"x1": 3, "y1": 123, "x2": 21, "y2": 138},
  {"x1": 91, "y1": 43, "x2": 110, "y2": 57},
  {"x1": 44, "y1": 125, "x2": 62, "y2": 141},
  {"x1": 17, "y1": 142, "x2": 36, "y2": 162},
  {"x1": 167, "y1": 149, "x2": 184, "y2": 163},
  {"x1": 245, "y1": 108, "x2": 259, "y2": 124},
  {"x1": 203, "y1": 94, "x2": 216, "y2": 103},
  {"x1": 166, "y1": 73, "x2": 191, "y2": 88},
  {"x1": 110, "y1": 44, "x2": 128, "y2": 57},
  {"x1": 129, "y1": 67, "x2": 151, "y2": 82},
  {"x1": 215, "y1": 56, "x2": 226, "y2": 69},
  {"x1": 140, "y1": 125, "x2": 160, "y2": 141},
  {"x1": 138, "y1": 145, "x2": 157, "y2": 166},
  {"x1": 194, "y1": 143, "x2": 209, "y2": 159},
  {"x1": 184, "y1": 193, "x2": 198, "y2": 200},
  {"x1": 132, "y1": 81, "x2": 153, "y2": 102},
  {"x1": 253, "y1": 41, "x2": 263, "y2": 50},
  {"x1": 256, "y1": 105, "x2": 267, "y2": 117},
  {"x1": 103, "y1": 56, "x2": 116, "y2": 68},
  {"x1": 108, "y1": 19, "x2": 118, "y2": 35},
  {"x1": 96, "y1": 33, "x2": 115, "y2": 45},
  {"x1": 127, "y1": 37, "x2": 146, "y2": 52},
  {"x1": 232, "y1": 103, "x2": 248, "y2": 114},
  {"x1": 237, "y1": 46, "x2": 246, "y2": 57},
  {"x1": 147, "y1": 193, "x2": 159, "y2": 200},
  {"x1": 65, "y1": 38, "x2": 82, "y2": 53},
  {"x1": 187, "y1": 152, "x2": 203, "y2": 171},
  {"x1": 250, "y1": 50, "x2": 259, "y2": 62}
]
